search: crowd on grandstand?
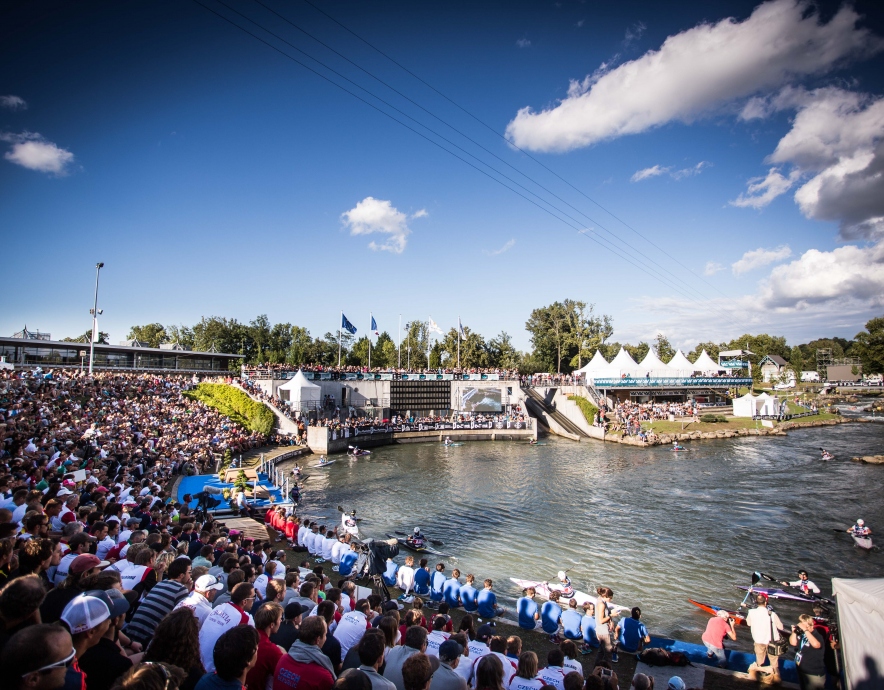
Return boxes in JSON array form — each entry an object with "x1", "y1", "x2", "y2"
[{"x1": 243, "y1": 364, "x2": 523, "y2": 380}]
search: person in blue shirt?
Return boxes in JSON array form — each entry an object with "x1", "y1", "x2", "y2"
[
  {"x1": 615, "y1": 607, "x2": 650, "y2": 656},
  {"x1": 430, "y1": 563, "x2": 447, "y2": 604},
  {"x1": 541, "y1": 590, "x2": 563, "y2": 643},
  {"x1": 561, "y1": 598, "x2": 583, "y2": 641},
  {"x1": 580, "y1": 601, "x2": 599, "y2": 653},
  {"x1": 338, "y1": 543, "x2": 358, "y2": 578},
  {"x1": 517, "y1": 586, "x2": 540, "y2": 630},
  {"x1": 442, "y1": 568, "x2": 462, "y2": 609},
  {"x1": 413, "y1": 558, "x2": 431, "y2": 596},
  {"x1": 382, "y1": 557, "x2": 398, "y2": 587},
  {"x1": 459, "y1": 573, "x2": 479, "y2": 613},
  {"x1": 477, "y1": 578, "x2": 505, "y2": 620}
]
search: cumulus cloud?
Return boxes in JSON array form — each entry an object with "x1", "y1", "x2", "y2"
[
  {"x1": 632, "y1": 161, "x2": 708, "y2": 182},
  {"x1": 0, "y1": 95, "x2": 27, "y2": 110},
  {"x1": 505, "y1": 0, "x2": 882, "y2": 152},
  {"x1": 732, "y1": 245, "x2": 792, "y2": 275},
  {"x1": 516, "y1": 37, "x2": 531, "y2": 49},
  {"x1": 729, "y1": 167, "x2": 802, "y2": 208},
  {"x1": 704, "y1": 261, "x2": 724, "y2": 276},
  {"x1": 485, "y1": 239, "x2": 516, "y2": 256},
  {"x1": 341, "y1": 197, "x2": 425, "y2": 254},
  {"x1": 1, "y1": 131, "x2": 74, "y2": 175}
]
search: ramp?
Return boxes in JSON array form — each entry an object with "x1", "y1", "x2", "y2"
[{"x1": 524, "y1": 387, "x2": 589, "y2": 439}]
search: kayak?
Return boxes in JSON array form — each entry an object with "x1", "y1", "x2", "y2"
[
  {"x1": 349, "y1": 449, "x2": 371, "y2": 456},
  {"x1": 821, "y1": 453, "x2": 834, "y2": 461},
  {"x1": 852, "y1": 533, "x2": 874, "y2": 550},
  {"x1": 510, "y1": 578, "x2": 631, "y2": 615},
  {"x1": 688, "y1": 599, "x2": 746, "y2": 626},
  {"x1": 670, "y1": 448, "x2": 689, "y2": 452},
  {"x1": 734, "y1": 585, "x2": 818, "y2": 602},
  {"x1": 314, "y1": 460, "x2": 337, "y2": 468},
  {"x1": 385, "y1": 533, "x2": 451, "y2": 558},
  {"x1": 442, "y1": 442, "x2": 464, "y2": 447}
]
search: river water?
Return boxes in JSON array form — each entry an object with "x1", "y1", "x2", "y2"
[{"x1": 284, "y1": 420, "x2": 884, "y2": 646}]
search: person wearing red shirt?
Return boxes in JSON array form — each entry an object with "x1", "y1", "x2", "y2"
[
  {"x1": 274, "y1": 615, "x2": 336, "y2": 690},
  {"x1": 246, "y1": 602, "x2": 285, "y2": 690},
  {"x1": 701, "y1": 610, "x2": 737, "y2": 668}
]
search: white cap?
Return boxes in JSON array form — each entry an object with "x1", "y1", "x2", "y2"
[
  {"x1": 414, "y1": 528, "x2": 420, "y2": 534},
  {"x1": 857, "y1": 519, "x2": 865, "y2": 525},
  {"x1": 557, "y1": 571, "x2": 567, "y2": 580},
  {"x1": 194, "y1": 574, "x2": 224, "y2": 592},
  {"x1": 57, "y1": 488, "x2": 73, "y2": 497},
  {"x1": 61, "y1": 594, "x2": 110, "y2": 634}
]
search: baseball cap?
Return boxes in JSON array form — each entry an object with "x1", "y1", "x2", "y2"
[
  {"x1": 57, "y1": 488, "x2": 73, "y2": 497},
  {"x1": 84, "y1": 589, "x2": 130, "y2": 618},
  {"x1": 384, "y1": 600, "x2": 403, "y2": 611},
  {"x1": 476, "y1": 623, "x2": 496, "y2": 642},
  {"x1": 668, "y1": 677, "x2": 686, "y2": 690},
  {"x1": 716, "y1": 610, "x2": 729, "y2": 619},
  {"x1": 194, "y1": 574, "x2": 224, "y2": 592},
  {"x1": 61, "y1": 594, "x2": 110, "y2": 634},
  {"x1": 439, "y1": 639, "x2": 464, "y2": 661},
  {"x1": 285, "y1": 602, "x2": 304, "y2": 619},
  {"x1": 70, "y1": 554, "x2": 110, "y2": 575}
]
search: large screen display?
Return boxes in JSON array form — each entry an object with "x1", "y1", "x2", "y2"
[{"x1": 460, "y1": 387, "x2": 502, "y2": 412}]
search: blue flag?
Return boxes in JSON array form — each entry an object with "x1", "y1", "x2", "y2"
[
  {"x1": 371, "y1": 315, "x2": 379, "y2": 336},
  {"x1": 342, "y1": 313, "x2": 357, "y2": 335},
  {"x1": 458, "y1": 317, "x2": 465, "y2": 339}
]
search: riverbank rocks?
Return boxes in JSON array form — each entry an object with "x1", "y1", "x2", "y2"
[{"x1": 852, "y1": 455, "x2": 884, "y2": 464}]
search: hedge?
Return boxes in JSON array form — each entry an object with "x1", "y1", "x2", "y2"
[
  {"x1": 700, "y1": 413, "x2": 728, "y2": 423},
  {"x1": 567, "y1": 395, "x2": 599, "y2": 425},
  {"x1": 184, "y1": 383, "x2": 275, "y2": 436}
]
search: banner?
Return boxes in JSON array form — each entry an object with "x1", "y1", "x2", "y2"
[
  {"x1": 719, "y1": 359, "x2": 745, "y2": 369},
  {"x1": 463, "y1": 373, "x2": 499, "y2": 381}
]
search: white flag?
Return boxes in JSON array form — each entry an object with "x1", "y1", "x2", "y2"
[{"x1": 428, "y1": 318, "x2": 443, "y2": 335}]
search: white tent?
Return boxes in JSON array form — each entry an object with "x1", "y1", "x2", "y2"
[
  {"x1": 278, "y1": 370, "x2": 322, "y2": 410},
  {"x1": 609, "y1": 347, "x2": 640, "y2": 377},
  {"x1": 731, "y1": 392, "x2": 758, "y2": 418},
  {"x1": 667, "y1": 350, "x2": 694, "y2": 376},
  {"x1": 692, "y1": 350, "x2": 723, "y2": 374},
  {"x1": 576, "y1": 350, "x2": 611, "y2": 375},
  {"x1": 755, "y1": 392, "x2": 778, "y2": 416},
  {"x1": 637, "y1": 350, "x2": 672, "y2": 377},
  {"x1": 833, "y1": 577, "x2": 884, "y2": 690}
]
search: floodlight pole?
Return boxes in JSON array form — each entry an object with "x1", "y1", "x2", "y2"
[{"x1": 88, "y1": 262, "x2": 104, "y2": 375}]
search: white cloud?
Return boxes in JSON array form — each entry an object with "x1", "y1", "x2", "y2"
[
  {"x1": 505, "y1": 0, "x2": 882, "y2": 152},
  {"x1": 672, "y1": 161, "x2": 709, "y2": 179},
  {"x1": 1, "y1": 131, "x2": 74, "y2": 175},
  {"x1": 631, "y1": 165, "x2": 669, "y2": 182},
  {"x1": 485, "y1": 239, "x2": 516, "y2": 256},
  {"x1": 729, "y1": 167, "x2": 801, "y2": 208},
  {"x1": 340, "y1": 197, "x2": 425, "y2": 254},
  {"x1": 576, "y1": 19, "x2": 585, "y2": 29},
  {"x1": 0, "y1": 95, "x2": 27, "y2": 110},
  {"x1": 732, "y1": 245, "x2": 792, "y2": 275},
  {"x1": 624, "y1": 21, "x2": 646, "y2": 46},
  {"x1": 516, "y1": 38, "x2": 531, "y2": 49},
  {"x1": 704, "y1": 261, "x2": 724, "y2": 276}
]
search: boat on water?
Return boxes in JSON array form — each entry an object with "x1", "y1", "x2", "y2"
[
  {"x1": 688, "y1": 599, "x2": 746, "y2": 625},
  {"x1": 510, "y1": 578, "x2": 631, "y2": 614},
  {"x1": 386, "y1": 533, "x2": 451, "y2": 558},
  {"x1": 852, "y1": 533, "x2": 874, "y2": 550},
  {"x1": 314, "y1": 459, "x2": 337, "y2": 468},
  {"x1": 734, "y1": 585, "x2": 819, "y2": 602}
]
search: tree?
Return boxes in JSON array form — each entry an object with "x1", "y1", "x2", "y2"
[
  {"x1": 654, "y1": 334, "x2": 675, "y2": 362},
  {"x1": 403, "y1": 320, "x2": 429, "y2": 369},
  {"x1": 853, "y1": 316, "x2": 884, "y2": 374},
  {"x1": 127, "y1": 323, "x2": 168, "y2": 348},
  {"x1": 63, "y1": 330, "x2": 109, "y2": 344},
  {"x1": 688, "y1": 342, "x2": 724, "y2": 362},
  {"x1": 624, "y1": 342, "x2": 650, "y2": 363},
  {"x1": 789, "y1": 345, "x2": 804, "y2": 374},
  {"x1": 166, "y1": 324, "x2": 195, "y2": 351},
  {"x1": 488, "y1": 331, "x2": 521, "y2": 370},
  {"x1": 526, "y1": 301, "x2": 574, "y2": 373},
  {"x1": 249, "y1": 315, "x2": 272, "y2": 363},
  {"x1": 569, "y1": 303, "x2": 613, "y2": 370},
  {"x1": 286, "y1": 326, "x2": 313, "y2": 366}
]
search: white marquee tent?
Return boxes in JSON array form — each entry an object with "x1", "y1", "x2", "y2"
[
  {"x1": 278, "y1": 370, "x2": 321, "y2": 411},
  {"x1": 755, "y1": 392, "x2": 778, "y2": 417},
  {"x1": 609, "y1": 347, "x2": 640, "y2": 377},
  {"x1": 576, "y1": 350, "x2": 613, "y2": 376},
  {"x1": 731, "y1": 392, "x2": 758, "y2": 418},
  {"x1": 692, "y1": 350, "x2": 723, "y2": 375},
  {"x1": 637, "y1": 350, "x2": 672, "y2": 377},
  {"x1": 833, "y1": 577, "x2": 884, "y2": 690},
  {"x1": 667, "y1": 350, "x2": 694, "y2": 375}
]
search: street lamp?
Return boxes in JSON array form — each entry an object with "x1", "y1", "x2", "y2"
[{"x1": 88, "y1": 262, "x2": 104, "y2": 375}]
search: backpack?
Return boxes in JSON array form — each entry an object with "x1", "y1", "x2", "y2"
[{"x1": 638, "y1": 648, "x2": 691, "y2": 667}]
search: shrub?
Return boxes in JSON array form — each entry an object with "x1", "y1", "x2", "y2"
[
  {"x1": 568, "y1": 395, "x2": 599, "y2": 425},
  {"x1": 700, "y1": 413, "x2": 728, "y2": 423},
  {"x1": 184, "y1": 383, "x2": 275, "y2": 436}
]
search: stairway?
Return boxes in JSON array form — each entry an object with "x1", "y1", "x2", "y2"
[{"x1": 233, "y1": 382, "x2": 302, "y2": 437}]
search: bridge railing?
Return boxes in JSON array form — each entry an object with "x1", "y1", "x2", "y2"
[{"x1": 591, "y1": 377, "x2": 753, "y2": 388}]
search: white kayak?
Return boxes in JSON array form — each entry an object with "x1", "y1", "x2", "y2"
[
  {"x1": 852, "y1": 533, "x2": 874, "y2": 550},
  {"x1": 510, "y1": 578, "x2": 632, "y2": 615},
  {"x1": 314, "y1": 460, "x2": 337, "y2": 468}
]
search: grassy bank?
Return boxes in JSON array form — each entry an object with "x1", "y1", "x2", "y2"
[
  {"x1": 567, "y1": 395, "x2": 598, "y2": 425},
  {"x1": 184, "y1": 383, "x2": 275, "y2": 436}
]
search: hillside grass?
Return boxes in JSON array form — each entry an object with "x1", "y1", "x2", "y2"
[
  {"x1": 567, "y1": 394, "x2": 598, "y2": 425},
  {"x1": 184, "y1": 383, "x2": 275, "y2": 436}
]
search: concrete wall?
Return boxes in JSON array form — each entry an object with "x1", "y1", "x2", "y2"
[{"x1": 307, "y1": 426, "x2": 535, "y2": 454}]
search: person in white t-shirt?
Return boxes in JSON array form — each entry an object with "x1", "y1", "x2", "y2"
[
  {"x1": 198, "y1": 582, "x2": 257, "y2": 672},
  {"x1": 333, "y1": 599, "x2": 370, "y2": 657},
  {"x1": 746, "y1": 595, "x2": 784, "y2": 682},
  {"x1": 331, "y1": 535, "x2": 349, "y2": 566},
  {"x1": 175, "y1": 574, "x2": 224, "y2": 628},
  {"x1": 536, "y1": 648, "x2": 567, "y2": 690},
  {"x1": 508, "y1": 651, "x2": 545, "y2": 690},
  {"x1": 397, "y1": 556, "x2": 416, "y2": 595},
  {"x1": 489, "y1": 636, "x2": 518, "y2": 686},
  {"x1": 426, "y1": 616, "x2": 451, "y2": 657}
]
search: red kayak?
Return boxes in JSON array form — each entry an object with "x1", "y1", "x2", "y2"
[{"x1": 688, "y1": 599, "x2": 746, "y2": 626}]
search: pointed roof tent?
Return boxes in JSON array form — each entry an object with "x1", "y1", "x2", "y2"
[
  {"x1": 692, "y1": 350, "x2": 722, "y2": 373},
  {"x1": 577, "y1": 350, "x2": 611, "y2": 374},
  {"x1": 667, "y1": 350, "x2": 694, "y2": 373},
  {"x1": 279, "y1": 370, "x2": 321, "y2": 392},
  {"x1": 609, "y1": 347, "x2": 639, "y2": 375},
  {"x1": 638, "y1": 349, "x2": 669, "y2": 372},
  {"x1": 731, "y1": 392, "x2": 758, "y2": 417}
]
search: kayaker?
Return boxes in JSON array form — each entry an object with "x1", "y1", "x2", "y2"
[
  {"x1": 847, "y1": 519, "x2": 872, "y2": 536},
  {"x1": 443, "y1": 437, "x2": 452, "y2": 447},
  {"x1": 517, "y1": 587, "x2": 540, "y2": 631},
  {"x1": 780, "y1": 570, "x2": 821, "y2": 596},
  {"x1": 547, "y1": 571, "x2": 575, "y2": 599},
  {"x1": 342, "y1": 510, "x2": 359, "y2": 536},
  {"x1": 409, "y1": 528, "x2": 427, "y2": 549}
]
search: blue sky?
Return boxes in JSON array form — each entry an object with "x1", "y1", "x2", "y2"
[{"x1": 2, "y1": 0, "x2": 883, "y2": 352}]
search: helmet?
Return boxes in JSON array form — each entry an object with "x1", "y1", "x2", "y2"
[
  {"x1": 557, "y1": 571, "x2": 567, "y2": 580},
  {"x1": 858, "y1": 519, "x2": 865, "y2": 525},
  {"x1": 414, "y1": 528, "x2": 421, "y2": 534},
  {"x1": 351, "y1": 510, "x2": 356, "y2": 516}
]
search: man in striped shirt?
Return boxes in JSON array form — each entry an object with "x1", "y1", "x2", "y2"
[{"x1": 122, "y1": 558, "x2": 192, "y2": 646}]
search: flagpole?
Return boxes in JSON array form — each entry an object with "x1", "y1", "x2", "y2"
[
  {"x1": 398, "y1": 314, "x2": 401, "y2": 369},
  {"x1": 427, "y1": 317, "x2": 431, "y2": 368},
  {"x1": 368, "y1": 313, "x2": 372, "y2": 371},
  {"x1": 457, "y1": 316, "x2": 461, "y2": 370},
  {"x1": 338, "y1": 311, "x2": 342, "y2": 367}
]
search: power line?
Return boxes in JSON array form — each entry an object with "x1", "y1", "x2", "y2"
[
  {"x1": 299, "y1": 0, "x2": 732, "y2": 299},
  {"x1": 192, "y1": 0, "x2": 704, "y2": 304}
]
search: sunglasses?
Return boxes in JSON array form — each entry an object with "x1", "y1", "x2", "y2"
[{"x1": 24, "y1": 648, "x2": 76, "y2": 676}]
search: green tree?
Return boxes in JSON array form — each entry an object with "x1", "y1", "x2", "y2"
[
  {"x1": 403, "y1": 320, "x2": 429, "y2": 369},
  {"x1": 688, "y1": 341, "x2": 724, "y2": 362},
  {"x1": 624, "y1": 342, "x2": 650, "y2": 363},
  {"x1": 286, "y1": 326, "x2": 313, "y2": 366},
  {"x1": 568, "y1": 303, "x2": 613, "y2": 370},
  {"x1": 348, "y1": 336, "x2": 371, "y2": 366},
  {"x1": 249, "y1": 314, "x2": 272, "y2": 363},
  {"x1": 526, "y1": 301, "x2": 576, "y2": 373},
  {"x1": 63, "y1": 330, "x2": 109, "y2": 344},
  {"x1": 654, "y1": 334, "x2": 675, "y2": 362},
  {"x1": 488, "y1": 331, "x2": 521, "y2": 370},
  {"x1": 789, "y1": 345, "x2": 804, "y2": 374},
  {"x1": 127, "y1": 323, "x2": 168, "y2": 348},
  {"x1": 166, "y1": 325, "x2": 195, "y2": 351},
  {"x1": 853, "y1": 316, "x2": 884, "y2": 374}
]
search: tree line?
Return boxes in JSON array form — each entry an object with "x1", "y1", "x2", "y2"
[{"x1": 74, "y1": 306, "x2": 883, "y2": 375}]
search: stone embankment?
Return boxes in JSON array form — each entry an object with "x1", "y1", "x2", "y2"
[
  {"x1": 852, "y1": 455, "x2": 884, "y2": 465},
  {"x1": 612, "y1": 417, "x2": 845, "y2": 447}
]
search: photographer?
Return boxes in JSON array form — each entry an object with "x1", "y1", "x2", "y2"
[
  {"x1": 700, "y1": 610, "x2": 737, "y2": 668},
  {"x1": 789, "y1": 615, "x2": 825, "y2": 690}
]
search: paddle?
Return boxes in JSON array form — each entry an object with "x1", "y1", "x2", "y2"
[{"x1": 738, "y1": 572, "x2": 761, "y2": 608}]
